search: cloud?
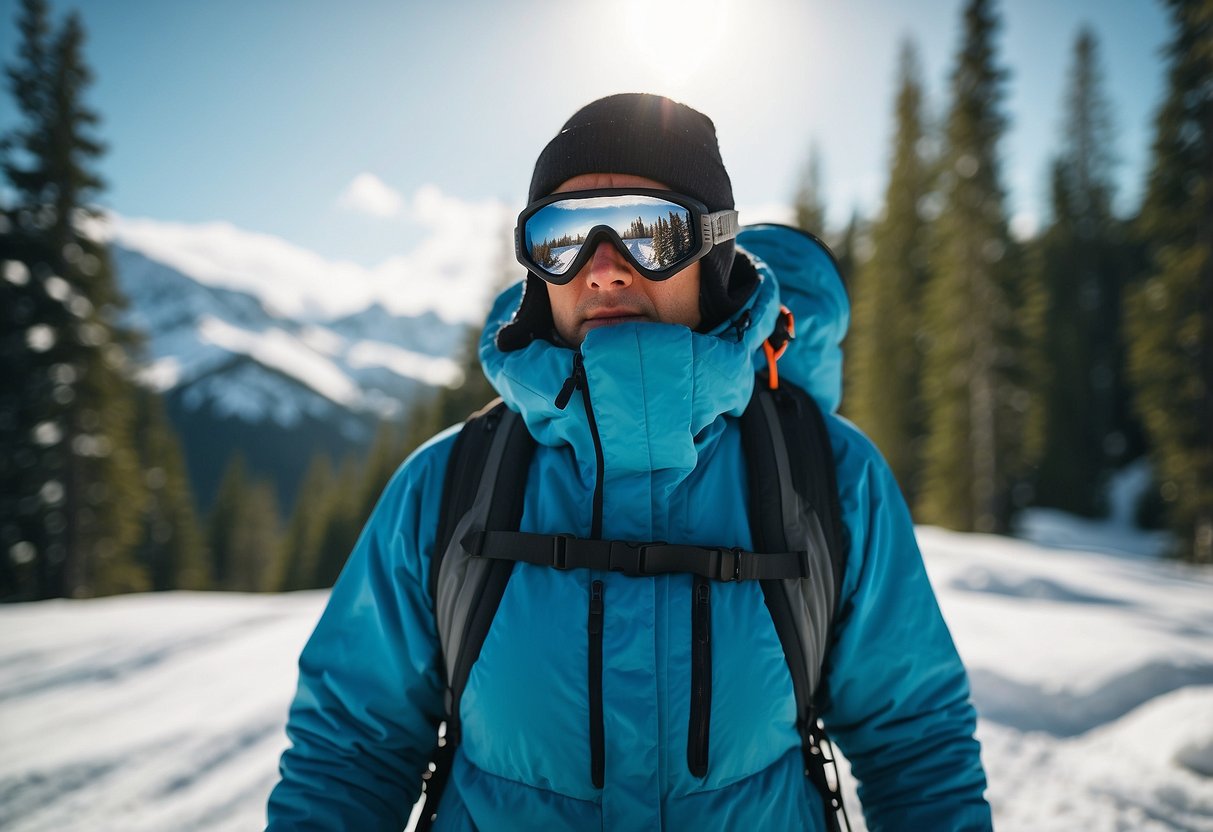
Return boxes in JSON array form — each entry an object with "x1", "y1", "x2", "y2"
[
  {"x1": 336, "y1": 173, "x2": 406, "y2": 219},
  {"x1": 109, "y1": 185, "x2": 515, "y2": 325},
  {"x1": 371, "y1": 184, "x2": 516, "y2": 323}
]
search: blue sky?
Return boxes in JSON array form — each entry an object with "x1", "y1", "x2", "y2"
[{"x1": 0, "y1": 0, "x2": 1172, "y2": 272}]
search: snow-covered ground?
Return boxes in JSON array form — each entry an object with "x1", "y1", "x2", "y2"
[
  {"x1": 2, "y1": 518, "x2": 1211, "y2": 831},
  {"x1": 548, "y1": 237, "x2": 660, "y2": 274}
]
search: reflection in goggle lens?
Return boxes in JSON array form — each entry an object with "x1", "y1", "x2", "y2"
[{"x1": 525, "y1": 194, "x2": 696, "y2": 276}]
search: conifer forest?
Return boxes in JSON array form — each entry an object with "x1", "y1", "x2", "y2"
[{"x1": 1, "y1": 0, "x2": 1210, "y2": 602}]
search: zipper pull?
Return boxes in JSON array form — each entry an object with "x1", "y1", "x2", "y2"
[
  {"x1": 695, "y1": 583, "x2": 711, "y2": 643},
  {"x1": 589, "y1": 580, "x2": 604, "y2": 634},
  {"x1": 555, "y1": 353, "x2": 585, "y2": 410}
]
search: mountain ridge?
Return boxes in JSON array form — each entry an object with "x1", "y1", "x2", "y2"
[{"x1": 109, "y1": 240, "x2": 472, "y2": 510}]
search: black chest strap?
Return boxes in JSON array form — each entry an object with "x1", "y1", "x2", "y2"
[{"x1": 462, "y1": 529, "x2": 810, "y2": 582}]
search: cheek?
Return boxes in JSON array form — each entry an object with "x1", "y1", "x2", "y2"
[
  {"x1": 650, "y1": 267, "x2": 702, "y2": 329},
  {"x1": 546, "y1": 282, "x2": 580, "y2": 335}
]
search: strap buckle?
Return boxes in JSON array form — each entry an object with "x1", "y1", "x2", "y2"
[
  {"x1": 608, "y1": 540, "x2": 647, "y2": 575},
  {"x1": 715, "y1": 547, "x2": 744, "y2": 582}
]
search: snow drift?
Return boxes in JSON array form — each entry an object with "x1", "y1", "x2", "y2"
[{"x1": 2, "y1": 521, "x2": 1211, "y2": 831}]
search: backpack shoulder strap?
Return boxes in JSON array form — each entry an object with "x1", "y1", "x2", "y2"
[
  {"x1": 740, "y1": 376, "x2": 850, "y2": 832},
  {"x1": 747, "y1": 379, "x2": 848, "y2": 605},
  {"x1": 429, "y1": 399, "x2": 516, "y2": 603},
  {"x1": 741, "y1": 378, "x2": 848, "y2": 667},
  {"x1": 431, "y1": 399, "x2": 535, "y2": 724},
  {"x1": 418, "y1": 399, "x2": 535, "y2": 832}
]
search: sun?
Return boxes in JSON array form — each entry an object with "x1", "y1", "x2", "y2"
[{"x1": 623, "y1": 0, "x2": 732, "y2": 83}]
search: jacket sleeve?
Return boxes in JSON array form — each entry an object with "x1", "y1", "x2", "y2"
[
  {"x1": 266, "y1": 429, "x2": 457, "y2": 831},
  {"x1": 818, "y1": 419, "x2": 993, "y2": 832}
]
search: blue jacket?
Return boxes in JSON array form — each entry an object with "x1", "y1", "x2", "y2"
[{"x1": 268, "y1": 225, "x2": 992, "y2": 831}]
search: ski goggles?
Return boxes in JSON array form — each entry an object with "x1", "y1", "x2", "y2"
[{"x1": 515, "y1": 188, "x2": 740, "y2": 285}]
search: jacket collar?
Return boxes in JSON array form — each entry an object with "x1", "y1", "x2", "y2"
[{"x1": 479, "y1": 255, "x2": 779, "y2": 476}]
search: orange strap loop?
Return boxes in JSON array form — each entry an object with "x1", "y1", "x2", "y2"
[{"x1": 763, "y1": 306, "x2": 796, "y2": 390}]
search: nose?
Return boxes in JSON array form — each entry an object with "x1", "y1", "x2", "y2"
[{"x1": 583, "y1": 241, "x2": 633, "y2": 289}]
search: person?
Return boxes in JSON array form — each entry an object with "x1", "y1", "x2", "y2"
[{"x1": 267, "y1": 93, "x2": 993, "y2": 831}]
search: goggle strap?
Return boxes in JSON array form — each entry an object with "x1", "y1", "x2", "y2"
[{"x1": 704, "y1": 210, "x2": 740, "y2": 245}]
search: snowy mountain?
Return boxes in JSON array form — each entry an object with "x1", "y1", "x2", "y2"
[
  {"x1": 113, "y1": 245, "x2": 466, "y2": 424},
  {"x1": 109, "y1": 240, "x2": 473, "y2": 508},
  {"x1": 1, "y1": 518, "x2": 1210, "y2": 831}
]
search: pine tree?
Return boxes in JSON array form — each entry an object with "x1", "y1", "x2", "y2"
[
  {"x1": 131, "y1": 389, "x2": 206, "y2": 590},
  {"x1": 310, "y1": 456, "x2": 362, "y2": 587},
  {"x1": 793, "y1": 142, "x2": 827, "y2": 235},
  {"x1": 667, "y1": 210, "x2": 691, "y2": 260},
  {"x1": 848, "y1": 40, "x2": 935, "y2": 501},
  {"x1": 228, "y1": 478, "x2": 280, "y2": 591},
  {"x1": 653, "y1": 215, "x2": 669, "y2": 266},
  {"x1": 832, "y1": 209, "x2": 864, "y2": 423},
  {"x1": 206, "y1": 453, "x2": 281, "y2": 590},
  {"x1": 917, "y1": 0, "x2": 1036, "y2": 533},
  {"x1": 1, "y1": 0, "x2": 145, "y2": 598},
  {"x1": 832, "y1": 209, "x2": 862, "y2": 295},
  {"x1": 206, "y1": 454, "x2": 247, "y2": 590},
  {"x1": 1033, "y1": 28, "x2": 1136, "y2": 517},
  {"x1": 1126, "y1": 0, "x2": 1213, "y2": 563},
  {"x1": 276, "y1": 453, "x2": 334, "y2": 591}
]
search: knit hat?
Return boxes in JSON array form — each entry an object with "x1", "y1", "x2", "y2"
[{"x1": 498, "y1": 93, "x2": 754, "y2": 351}]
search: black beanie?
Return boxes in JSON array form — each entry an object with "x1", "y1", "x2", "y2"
[{"x1": 498, "y1": 93, "x2": 754, "y2": 351}]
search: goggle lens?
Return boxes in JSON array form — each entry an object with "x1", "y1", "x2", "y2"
[{"x1": 522, "y1": 193, "x2": 699, "y2": 279}]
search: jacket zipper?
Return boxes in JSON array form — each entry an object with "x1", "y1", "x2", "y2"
[
  {"x1": 688, "y1": 577, "x2": 712, "y2": 777},
  {"x1": 555, "y1": 352, "x2": 604, "y2": 538},
  {"x1": 588, "y1": 579, "x2": 606, "y2": 788}
]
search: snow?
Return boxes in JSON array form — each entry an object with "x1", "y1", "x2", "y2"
[
  {"x1": 137, "y1": 356, "x2": 182, "y2": 392},
  {"x1": 549, "y1": 244, "x2": 581, "y2": 274},
  {"x1": 345, "y1": 340, "x2": 464, "y2": 389},
  {"x1": 2, "y1": 518, "x2": 1211, "y2": 831},
  {"x1": 198, "y1": 317, "x2": 363, "y2": 410},
  {"x1": 181, "y1": 362, "x2": 344, "y2": 426},
  {"x1": 623, "y1": 237, "x2": 656, "y2": 267},
  {"x1": 1015, "y1": 459, "x2": 1174, "y2": 560},
  {"x1": 547, "y1": 238, "x2": 658, "y2": 273}
]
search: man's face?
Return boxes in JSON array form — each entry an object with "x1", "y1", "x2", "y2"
[{"x1": 544, "y1": 173, "x2": 702, "y2": 346}]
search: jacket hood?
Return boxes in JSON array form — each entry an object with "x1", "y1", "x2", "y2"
[
  {"x1": 478, "y1": 224, "x2": 848, "y2": 482},
  {"x1": 740, "y1": 224, "x2": 849, "y2": 414}
]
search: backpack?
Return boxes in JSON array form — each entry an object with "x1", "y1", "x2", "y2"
[{"x1": 417, "y1": 365, "x2": 853, "y2": 832}]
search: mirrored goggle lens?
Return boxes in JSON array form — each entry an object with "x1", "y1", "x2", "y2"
[{"x1": 524, "y1": 194, "x2": 697, "y2": 276}]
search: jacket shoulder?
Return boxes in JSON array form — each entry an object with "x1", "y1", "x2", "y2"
[{"x1": 360, "y1": 423, "x2": 464, "y2": 581}]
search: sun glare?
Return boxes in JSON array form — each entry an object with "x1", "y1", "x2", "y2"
[{"x1": 623, "y1": 0, "x2": 731, "y2": 83}]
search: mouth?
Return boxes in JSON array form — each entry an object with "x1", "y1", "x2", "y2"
[{"x1": 582, "y1": 310, "x2": 649, "y2": 331}]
